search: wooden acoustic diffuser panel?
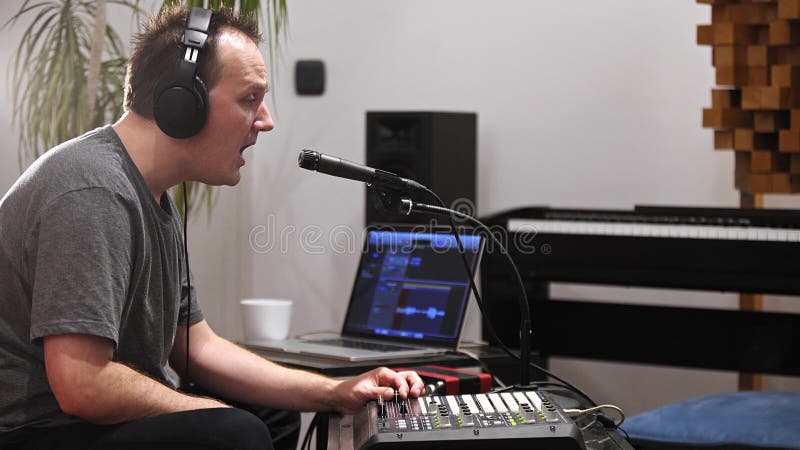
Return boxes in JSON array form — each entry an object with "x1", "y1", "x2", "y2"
[{"x1": 699, "y1": 0, "x2": 800, "y2": 193}]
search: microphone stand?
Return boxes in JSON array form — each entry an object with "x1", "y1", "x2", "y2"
[{"x1": 369, "y1": 185, "x2": 532, "y2": 387}]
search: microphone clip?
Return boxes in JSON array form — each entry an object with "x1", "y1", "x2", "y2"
[
  {"x1": 366, "y1": 170, "x2": 419, "y2": 217},
  {"x1": 368, "y1": 187, "x2": 414, "y2": 217}
]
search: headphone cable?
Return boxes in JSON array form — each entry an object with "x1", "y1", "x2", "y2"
[{"x1": 182, "y1": 182, "x2": 194, "y2": 389}]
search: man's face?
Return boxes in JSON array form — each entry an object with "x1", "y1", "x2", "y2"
[{"x1": 191, "y1": 28, "x2": 273, "y2": 186}]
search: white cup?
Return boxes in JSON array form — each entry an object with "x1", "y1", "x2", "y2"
[{"x1": 240, "y1": 298, "x2": 293, "y2": 343}]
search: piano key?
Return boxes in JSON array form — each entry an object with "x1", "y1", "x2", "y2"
[{"x1": 507, "y1": 219, "x2": 799, "y2": 243}]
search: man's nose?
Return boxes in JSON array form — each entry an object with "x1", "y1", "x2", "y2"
[{"x1": 254, "y1": 102, "x2": 274, "y2": 132}]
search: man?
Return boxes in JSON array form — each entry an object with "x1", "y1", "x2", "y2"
[{"x1": 0, "y1": 6, "x2": 423, "y2": 450}]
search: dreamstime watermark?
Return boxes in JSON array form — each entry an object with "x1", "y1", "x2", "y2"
[
  {"x1": 248, "y1": 198, "x2": 553, "y2": 256},
  {"x1": 449, "y1": 198, "x2": 476, "y2": 222}
]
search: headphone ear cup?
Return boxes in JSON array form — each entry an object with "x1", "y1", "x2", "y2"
[{"x1": 154, "y1": 75, "x2": 208, "y2": 139}]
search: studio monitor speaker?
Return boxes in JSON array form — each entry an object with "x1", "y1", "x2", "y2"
[{"x1": 365, "y1": 111, "x2": 477, "y2": 225}]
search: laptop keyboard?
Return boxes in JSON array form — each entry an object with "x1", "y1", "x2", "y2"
[{"x1": 314, "y1": 338, "x2": 416, "y2": 352}]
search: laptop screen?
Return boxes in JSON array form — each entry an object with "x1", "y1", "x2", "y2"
[{"x1": 341, "y1": 229, "x2": 484, "y2": 346}]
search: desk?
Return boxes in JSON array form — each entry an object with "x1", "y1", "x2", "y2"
[{"x1": 246, "y1": 345, "x2": 523, "y2": 379}]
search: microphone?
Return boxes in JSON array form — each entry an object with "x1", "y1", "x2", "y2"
[{"x1": 298, "y1": 149, "x2": 427, "y2": 193}]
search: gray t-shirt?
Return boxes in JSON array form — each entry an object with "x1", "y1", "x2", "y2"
[{"x1": 0, "y1": 126, "x2": 203, "y2": 432}]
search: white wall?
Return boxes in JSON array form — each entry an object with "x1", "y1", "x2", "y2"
[
  {"x1": 243, "y1": 0, "x2": 733, "y2": 342},
  {"x1": 0, "y1": 5, "x2": 23, "y2": 190},
  {"x1": 2, "y1": 0, "x2": 798, "y2": 418}
]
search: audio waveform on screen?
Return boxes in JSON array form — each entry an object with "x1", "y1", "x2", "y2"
[{"x1": 395, "y1": 306, "x2": 445, "y2": 320}]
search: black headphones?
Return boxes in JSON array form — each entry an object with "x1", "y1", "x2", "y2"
[{"x1": 153, "y1": 7, "x2": 212, "y2": 139}]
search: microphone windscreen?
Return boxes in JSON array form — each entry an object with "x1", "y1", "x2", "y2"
[{"x1": 298, "y1": 149, "x2": 320, "y2": 170}]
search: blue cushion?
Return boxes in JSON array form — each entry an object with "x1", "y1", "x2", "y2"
[{"x1": 625, "y1": 391, "x2": 800, "y2": 449}]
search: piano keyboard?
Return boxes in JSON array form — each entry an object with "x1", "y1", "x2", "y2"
[{"x1": 508, "y1": 219, "x2": 800, "y2": 242}]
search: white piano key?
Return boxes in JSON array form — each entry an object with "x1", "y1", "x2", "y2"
[
  {"x1": 567, "y1": 222, "x2": 578, "y2": 234},
  {"x1": 506, "y1": 219, "x2": 792, "y2": 244}
]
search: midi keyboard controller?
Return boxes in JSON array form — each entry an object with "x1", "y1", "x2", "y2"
[{"x1": 352, "y1": 390, "x2": 585, "y2": 450}]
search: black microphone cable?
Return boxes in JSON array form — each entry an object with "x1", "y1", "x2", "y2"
[
  {"x1": 301, "y1": 413, "x2": 323, "y2": 450},
  {"x1": 182, "y1": 181, "x2": 194, "y2": 389},
  {"x1": 416, "y1": 189, "x2": 596, "y2": 407}
]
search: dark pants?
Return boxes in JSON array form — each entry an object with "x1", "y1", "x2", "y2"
[{"x1": 0, "y1": 402, "x2": 301, "y2": 450}]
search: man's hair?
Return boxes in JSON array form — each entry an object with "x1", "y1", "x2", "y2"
[{"x1": 124, "y1": 6, "x2": 262, "y2": 118}]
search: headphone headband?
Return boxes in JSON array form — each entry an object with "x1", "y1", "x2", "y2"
[{"x1": 183, "y1": 7, "x2": 211, "y2": 50}]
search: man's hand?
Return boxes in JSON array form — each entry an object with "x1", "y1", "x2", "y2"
[
  {"x1": 331, "y1": 367, "x2": 424, "y2": 415},
  {"x1": 169, "y1": 322, "x2": 424, "y2": 414}
]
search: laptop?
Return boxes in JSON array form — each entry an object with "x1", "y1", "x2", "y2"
[{"x1": 248, "y1": 226, "x2": 485, "y2": 361}]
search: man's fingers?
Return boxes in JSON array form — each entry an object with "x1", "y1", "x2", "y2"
[
  {"x1": 360, "y1": 367, "x2": 424, "y2": 403},
  {"x1": 371, "y1": 385, "x2": 395, "y2": 399},
  {"x1": 395, "y1": 370, "x2": 424, "y2": 397}
]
